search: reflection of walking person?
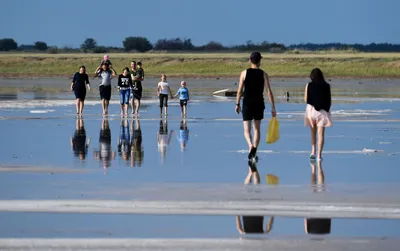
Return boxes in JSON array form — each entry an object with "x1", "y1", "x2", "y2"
[
  {"x1": 157, "y1": 119, "x2": 173, "y2": 163},
  {"x1": 94, "y1": 63, "x2": 117, "y2": 115},
  {"x1": 235, "y1": 52, "x2": 276, "y2": 162},
  {"x1": 131, "y1": 118, "x2": 144, "y2": 167},
  {"x1": 117, "y1": 119, "x2": 131, "y2": 161},
  {"x1": 157, "y1": 74, "x2": 173, "y2": 117},
  {"x1": 71, "y1": 65, "x2": 91, "y2": 115},
  {"x1": 304, "y1": 68, "x2": 332, "y2": 161},
  {"x1": 70, "y1": 118, "x2": 90, "y2": 160},
  {"x1": 174, "y1": 81, "x2": 189, "y2": 118},
  {"x1": 236, "y1": 161, "x2": 274, "y2": 234},
  {"x1": 177, "y1": 120, "x2": 189, "y2": 152},
  {"x1": 130, "y1": 61, "x2": 144, "y2": 116},
  {"x1": 93, "y1": 119, "x2": 116, "y2": 170},
  {"x1": 305, "y1": 160, "x2": 331, "y2": 235}
]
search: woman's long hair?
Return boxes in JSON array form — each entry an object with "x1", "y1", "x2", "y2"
[{"x1": 310, "y1": 68, "x2": 325, "y2": 83}]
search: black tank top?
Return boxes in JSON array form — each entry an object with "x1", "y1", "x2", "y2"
[{"x1": 243, "y1": 68, "x2": 264, "y2": 105}]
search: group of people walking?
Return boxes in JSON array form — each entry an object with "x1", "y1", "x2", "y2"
[{"x1": 71, "y1": 55, "x2": 190, "y2": 117}]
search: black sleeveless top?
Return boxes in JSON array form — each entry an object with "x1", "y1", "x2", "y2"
[
  {"x1": 242, "y1": 216, "x2": 264, "y2": 233},
  {"x1": 306, "y1": 81, "x2": 331, "y2": 112},
  {"x1": 243, "y1": 68, "x2": 264, "y2": 105}
]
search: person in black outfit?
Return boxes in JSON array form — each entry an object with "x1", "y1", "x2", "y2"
[
  {"x1": 305, "y1": 160, "x2": 331, "y2": 235},
  {"x1": 235, "y1": 52, "x2": 276, "y2": 162},
  {"x1": 304, "y1": 68, "x2": 332, "y2": 161},
  {"x1": 236, "y1": 161, "x2": 274, "y2": 234},
  {"x1": 70, "y1": 65, "x2": 91, "y2": 115},
  {"x1": 70, "y1": 117, "x2": 90, "y2": 160}
]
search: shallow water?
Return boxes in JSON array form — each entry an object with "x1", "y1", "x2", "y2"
[{"x1": 0, "y1": 79, "x2": 400, "y2": 239}]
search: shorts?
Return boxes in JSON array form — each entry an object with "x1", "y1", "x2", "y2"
[
  {"x1": 74, "y1": 88, "x2": 86, "y2": 101},
  {"x1": 130, "y1": 90, "x2": 142, "y2": 100},
  {"x1": 180, "y1": 99, "x2": 188, "y2": 107},
  {"x1": 159, "y1": 94, "x2": 168, "y2": 108},
  {"x1": 119, "y1": 89, "x2": 130, "y2": 105},
  {"x1": 99, "y1": 85, "x2": 111, "y2": 101},
  {"x1": 242, "y1": 103, "x2": 265, "y2": 121}
]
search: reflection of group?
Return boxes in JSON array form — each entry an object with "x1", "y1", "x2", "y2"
[
  {"x1": 89, "y1": 118, "x2": 144, "y2": 168},
  {"x1": 71, "y1": 117, "x2": 188, "y2": 167},
  {"x1": 237, "y1": 160, "x2": 331, "y2": 236}
]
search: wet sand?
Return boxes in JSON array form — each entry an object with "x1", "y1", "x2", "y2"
[{"x1": 0, "y1": 79, "x2": 399, "y2": 242}]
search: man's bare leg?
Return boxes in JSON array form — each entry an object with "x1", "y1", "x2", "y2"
[
  {"x1": 253, "y1": 120, "x2": 262, "y2": 149},
  {"x1": 243, "y1": 121, "x2": 253, "y2": 151}
]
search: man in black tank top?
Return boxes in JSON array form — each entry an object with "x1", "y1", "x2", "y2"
[{"x1": 235, "y1": 52, "x2": 276, "y2": 161}]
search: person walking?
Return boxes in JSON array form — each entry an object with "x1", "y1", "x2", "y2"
[
  {"x1": 235, "y1": 52, "x2": 276, "y2": 162},
  {"x1": 304, "y1": 68, "x2": 332, "y2": 161},
  {"x1": 71, "y1": 65, "x2": 91, "y2": 115}
]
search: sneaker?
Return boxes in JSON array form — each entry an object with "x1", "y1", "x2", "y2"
[{"x1": 310, "y1": 154, "x2": 316, "y2": 161}]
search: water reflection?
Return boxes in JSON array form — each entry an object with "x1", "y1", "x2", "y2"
[
  {"x1": 70, "y1": 118, "x2": 90, "y2": 160},
  {"x1": 305, "y1": 160, "x2": 331, "y2": 235},
  {"x1": 236, "y1": 161, "x2": 275, "y2": 234},
  {"x1": 131, "y1": 118, "x2": 144, "y2": 167},
  {"x1": 93, "y1": 119, "x2": 116, "y2": 170},
  {"x1": 177, "y1": 119, "x2": 189, "y2": 152},
  {"x1": 117, "y1": 119, "x2": 131, "y2": 163},
  {"x1": 157, "y1": 119, "x2": 173, "y2": 163}
]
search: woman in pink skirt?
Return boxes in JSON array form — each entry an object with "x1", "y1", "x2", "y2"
[{"x1": 304, "y1": 68, "x2": 332, "y2": 161}]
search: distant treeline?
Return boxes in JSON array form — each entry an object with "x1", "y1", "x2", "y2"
[{"x1": 1, "y1": 37, "x2": 400, "y2": 53}]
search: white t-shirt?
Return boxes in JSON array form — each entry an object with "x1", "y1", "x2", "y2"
[{"x1": 158, "y1": 81, "x2": 169, "y2": 95}]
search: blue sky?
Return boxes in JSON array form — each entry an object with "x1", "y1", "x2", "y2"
[{"x1": 1, "y1": 0, "x2": 399, "y2": 47}]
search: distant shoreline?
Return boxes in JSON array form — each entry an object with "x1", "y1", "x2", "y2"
[{"x1": 1, "y1": 52, "x2": 400, "y2": 79}]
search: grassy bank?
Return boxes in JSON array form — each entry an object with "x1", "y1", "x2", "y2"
[{"x1": 0, "y1": 52, "x2": 400, "y2": 78}]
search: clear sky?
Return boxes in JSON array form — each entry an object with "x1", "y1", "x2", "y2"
[{"x1": 1, "y1": 0, "x2": 399, "y2": 48}]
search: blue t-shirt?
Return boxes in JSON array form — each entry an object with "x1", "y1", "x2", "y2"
[{"x1": 176, "y1": 87, "x2": 189, "y2": 100}]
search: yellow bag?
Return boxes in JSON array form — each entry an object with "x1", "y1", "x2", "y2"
[{"x1": 266, "y1": 117, "x2": 280, "y2": 144}]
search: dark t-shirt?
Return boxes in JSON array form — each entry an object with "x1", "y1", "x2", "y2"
[
  {"x1": 118, "y1": 74, "x2": 133, "y2": 89},
  {"x1": 131, "y1": 68, "x2": 144, "y2": 92},
  {"x1": 100, "y1": 59, "x2": 112, "y2": 66},
  {"x1": 72, "y1": 72, "x2": 89, "y2": 89}
]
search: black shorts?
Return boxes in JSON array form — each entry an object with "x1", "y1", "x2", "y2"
[
  {"x1": 99, "y1": 85, "x2": 111, "y2": 101},
  {"x1": 74, "y1": 88, "x2": 86, "y2": 101},
  {"x1": 180, "y1": 99, "x2": 188, "y2": 107},
  {"x1": 242, "y1": 103, "x2": 265, "y2": 121},
  {"x1": 159, "y1": 94, "x2": 168, "y2": 108}
]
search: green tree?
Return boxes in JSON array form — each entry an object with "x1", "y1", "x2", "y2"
[
  {"x1": 34, "y1": 41, "x2": 48, "y2": 51},
  {"x1": 80, "y1": 38, "x2": 97, "y2": 52},
  {"x1": 0, "y1": 38, "x2": 18, "y2": 51},
  {"x1": 123, "y1": 37, "x2": 153, "y2": 52}
]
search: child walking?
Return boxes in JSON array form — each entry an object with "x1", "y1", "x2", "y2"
[
  {"x1": 157, "y1": 74, "x2": 173, "y2": 117},
  {"x1": 174, "y1": 81, "x2": 190, "y2": 118}
]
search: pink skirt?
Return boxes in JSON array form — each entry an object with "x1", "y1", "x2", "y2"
[{"x1": 304, "y1": 104, "x2": 332, "y2": 127}]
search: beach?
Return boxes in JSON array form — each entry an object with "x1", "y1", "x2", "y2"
[{"x1": 0, "y1": 77, "x2": 400, "y2": 249}]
